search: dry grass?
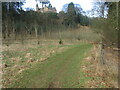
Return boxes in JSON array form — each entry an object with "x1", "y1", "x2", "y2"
[
  {"x1": 2, "y1": 43, "x2": 72, "y2": 88},
  {"x1": 1, "y1": 26, "x2": 101, "y2": 88},
  {"x1": 2, "y1": 27, "x2": 101, "y2": 51},
  {"x1": 81, "y1": 45, "x2": 118, "y2": 88}
]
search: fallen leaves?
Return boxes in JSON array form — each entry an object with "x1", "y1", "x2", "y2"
[
  {"x1": 25, "y1": 53, "x2": 31, "y2": 58},
  {"x1": 18, "y1": 69, "x2": 24, "y2": 74},
  {"x1": 2, "y1": 45, "x2": 70, "y2": 88},
  {"x1": 81, "y1": 47, "x2": 114, "y2": 88},
  {"x1": 0, "y1": 54, "x2": 4, "y2": 58},
  {"x1": 40, "y1": 58, "x2": 46, "y2": 61}
]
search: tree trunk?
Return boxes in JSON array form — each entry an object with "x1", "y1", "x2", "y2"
[{"x1": 35, "y1": 24, "x2": 39, "y2": 45}]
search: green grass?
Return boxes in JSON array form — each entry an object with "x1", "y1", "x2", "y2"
[{"x1": 7, "y1": 43, "x2": 92, "y2": 88}]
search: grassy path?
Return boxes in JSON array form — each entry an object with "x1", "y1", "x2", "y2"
[{"x1": 11, "y1": 44, "x2": 92, "y2": 88}]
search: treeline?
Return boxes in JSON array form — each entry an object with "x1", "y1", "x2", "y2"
[
  {"x1": 2, "y1": 2, "x2": 59, "y2": 39},
  {"x1": 3, "y1": 1, "x2": 119, "y2": 47},
  {"x1": 2, "y1": 2, "x2": 91, "y2": 40},
  {"x1": 91, "y1": 2, "x2": 120, "y2": 47},
  {"x1": 59, "y1": 2, "x2": 91, "y2": 28}
]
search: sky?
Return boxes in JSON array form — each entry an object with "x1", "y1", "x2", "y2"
[{"x1": 22, "y1": 0, "x2": 94, "y2": 13}]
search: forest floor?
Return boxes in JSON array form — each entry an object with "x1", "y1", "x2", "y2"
[{"x1": 2, "y1": 42, "x2": 114, "y2": 88}]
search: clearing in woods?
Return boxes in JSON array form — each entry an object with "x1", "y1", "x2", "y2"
[{"x1": 9, "y1": 43, "x2": 93, "y2": 88}]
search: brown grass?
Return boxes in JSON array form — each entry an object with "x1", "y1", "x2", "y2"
[{"x1": 81, "y1": 45, "x2": 118, "y2": 88}]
